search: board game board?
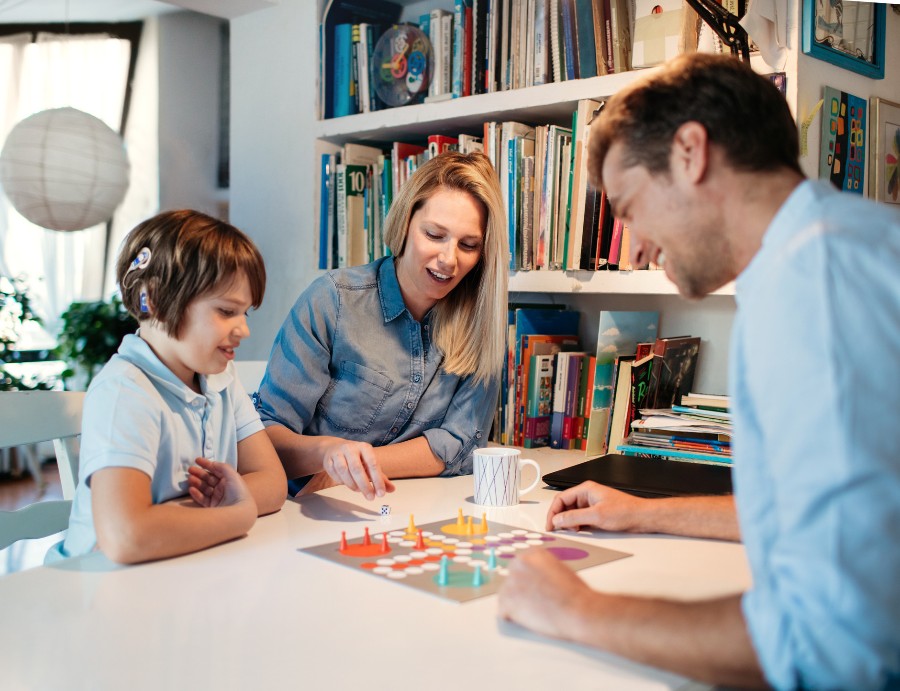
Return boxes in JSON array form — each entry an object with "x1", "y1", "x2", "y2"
[{"x1": 299, "y1": 511, "x2": 631, "y2": 603}]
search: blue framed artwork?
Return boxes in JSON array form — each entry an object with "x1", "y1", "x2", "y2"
[{"x1": 802, "y1": 0, "x2": 885, "y2": 79}]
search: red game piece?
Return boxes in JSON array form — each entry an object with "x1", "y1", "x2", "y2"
[
  {"x1": 340, "y1": 531, "x2": 348, "y2": 551},
  {"x1": 381, "y1": 532, "x2": 389, "y2": 553},
  {"x1": 363, "y1": 527, "x2": 371, "y2": 546},
  {"x1": 415, "y1": 528, "x2": 426, "y2": 550}
]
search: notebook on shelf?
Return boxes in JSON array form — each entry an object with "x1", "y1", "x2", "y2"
[{"x1": 542, "y1": 453, "x2": 733, "y2": 498}]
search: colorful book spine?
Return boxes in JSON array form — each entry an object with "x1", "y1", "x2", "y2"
[{"x1": 333, "y1": 24, "x2": 355, "y2": 118}]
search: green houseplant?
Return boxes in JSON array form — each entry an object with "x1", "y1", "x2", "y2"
[
  {"x1": 0, "y1": 275, "x2": 55, "y2": 391},
  {"x1": 55, "y1": 295, "x2": 137, "y2": 389}
]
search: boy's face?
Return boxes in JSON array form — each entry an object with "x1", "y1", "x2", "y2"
[{"x1": 151, "y1": 272, "x2": 253, "y2": 389}]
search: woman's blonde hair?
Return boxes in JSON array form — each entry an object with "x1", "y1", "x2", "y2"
[{"x1": 383, "y1": 151, "x2": 508, "y2": 383}]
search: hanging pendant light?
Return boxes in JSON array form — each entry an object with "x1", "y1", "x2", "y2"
[{"x1": 0, "y1": 106, "x2": 130, "y2": 232}]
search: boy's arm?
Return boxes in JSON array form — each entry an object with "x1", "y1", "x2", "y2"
[
  {"x1": 236, "y1": 429, "x2": 288, "y2": 515},
  {"x1": 91, "y1": 467, "x2": 257, "y2": 564}
]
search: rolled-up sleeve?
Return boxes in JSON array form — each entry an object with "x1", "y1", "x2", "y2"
[
  {"x1": 423, "y1": 374, "x2": 500, "y2": 476},
  {"x1": 256, "y1": 276, "x2": 337, "y2": 433}
]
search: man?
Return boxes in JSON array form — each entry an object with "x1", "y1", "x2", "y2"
[{"x1": 497, "y1": 53, "x2": 900, "y2": 690}]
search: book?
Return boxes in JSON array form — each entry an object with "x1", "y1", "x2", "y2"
[
  {"x1": 516, "y1": 333, "x2": 580, "y2": 445},
  {"x1": 647, "y1": 336, "x2": 702, "y2": 410},
  {"x1": 523, "y1": 353, "x2": 555, "y2": 447},
  {"x1": 616, "y1": 443, "x2": 733, "y2": 465},
  {"x1": 427, "y1": 134, "x2": 459, "y2": 158},
  {"x1": 332, "y1": 23, "x2": 356, "y2": 118},
  {"x1": 680, "y1": 392, "x2": 730, "y2": 411},
  {"x1": 606, "y1": 354, "x2": 636, "y2": 453},
  {"x1": 573, "y1": 0, "x2": 598, "y2": 79},
  {"x1": 319, "y1": 153, "x2": 334, "y2": 270},
  {"x1": 566, "y1": 98, "x2": 602, "y2": 270},
  {"x1": 585, "y1": 311, "x2": 660, "y2": 456},
  {"x1": 591, "y1": 0, "x2": 610, "y2": 75}
]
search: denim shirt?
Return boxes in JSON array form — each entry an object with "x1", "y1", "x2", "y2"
[{"x1": 256, "y1": 257, "x2": 498, "y2": 477}]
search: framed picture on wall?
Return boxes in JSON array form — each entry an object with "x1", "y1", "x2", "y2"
[
  {"x1": 802, "y1": 0, "x2": 886, "y2": 79},
  {"x1": 820, "y1": 86, "x2": 867, "y2": 196},
  {"x1": 869, "y1": 97, "x2": 900, "y2": 205}
]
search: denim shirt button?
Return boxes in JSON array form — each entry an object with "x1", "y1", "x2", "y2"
[
  {"x1": 406, "y1": 402, "x2": 414, "y2": 409},
  {"x1": 475, "y1": 431, "x2": 482, "y2": 439},
  {"x1": 413, "y1": 374, "x2": 421, "y2": 383},
  {"x1": 390, "y1": 427, "x2": 398, "y2": 434}
]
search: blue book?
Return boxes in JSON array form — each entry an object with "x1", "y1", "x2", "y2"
[
  {"x1": 319, "y1": 153, "x2": 332, "y2": 269},
  {"x1": 573, "y1": 0, "x2": 598, "y2": 78},
  {"x1": 333, "y1": 23, "x2": 355, "y2": 117},
  {"x1": 560, "y1": 0, "x2": 578, "y2": 80}
]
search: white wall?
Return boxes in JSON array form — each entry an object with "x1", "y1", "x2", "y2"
[
  {"x1": 158, "y1": 11, "x2": 227, "y2": 215},
  {"x1": 230, "y1": 1, "x2": 318, "y2": 361}
]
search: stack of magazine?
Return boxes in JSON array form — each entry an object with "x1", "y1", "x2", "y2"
[{"x1": 616, "y1": 393, "x2": 732, "y2": 465}]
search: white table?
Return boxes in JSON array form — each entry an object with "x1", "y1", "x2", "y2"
[{"x1": 0, "y1": 448, "x2": 750, "y2": 691}]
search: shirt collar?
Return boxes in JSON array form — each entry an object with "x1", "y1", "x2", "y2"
[
  {"x1": 378, "y1": 256, "x2": 409, "y2": 323},
  {"x1": 736, "y1": 179, "x2": 825, "y2": 296},
  {"x1": 117, "y1": 332, "x2": 232, "y2": 402}
]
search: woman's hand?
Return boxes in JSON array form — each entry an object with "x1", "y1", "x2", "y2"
[
  {"x1": 188, "y1": 457, "x2": 255, "y2": 509},
  {"x1": 321, "y1": 440, "x2": 396, "y2": 500}
]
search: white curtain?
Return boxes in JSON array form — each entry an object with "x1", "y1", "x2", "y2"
[{"x1": 0, "y1": 32, "x2": 137, "y2": 344}]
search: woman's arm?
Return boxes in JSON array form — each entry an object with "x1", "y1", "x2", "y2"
[
  {"x1": 235, "y1": 429, "x2": 287, "y2": 515},
  {"x1": 91, "y1": 466, "x2": 257, "y2": 564}
]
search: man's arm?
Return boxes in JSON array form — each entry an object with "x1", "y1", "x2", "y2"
[
  {"x1": 498, "y1": 549, "x2": 766, "y2": 688},
  {"x1": 546, "y1": 481, "x2": 740, "y2": 541}
]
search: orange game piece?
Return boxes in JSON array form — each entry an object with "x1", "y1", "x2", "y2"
[
  {"x1": 381, "y1": 532, "x2": 389, "y2": 553},
  {"x1": 415, "y1": 528, "x2": 426, "y2": 550},
  {"x1": 363, "y1": 527, "x2": 371, "y2": 546},
  {"x1": 340, "y1": 531, "x2": 348, "y2": 551}
]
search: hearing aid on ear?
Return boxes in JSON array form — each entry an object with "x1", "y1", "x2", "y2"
[{"x1": 140, "y1": 290, "x2": 149, "y2": 313}]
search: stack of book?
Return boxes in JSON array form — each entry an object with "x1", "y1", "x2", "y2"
[{"x1": 617, "y1": 394, "x2": 733, "y2": 465}]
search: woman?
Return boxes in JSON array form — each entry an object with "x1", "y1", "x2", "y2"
[{"x1": 255, "y1": 151, "x2": 508, "y2": 499}]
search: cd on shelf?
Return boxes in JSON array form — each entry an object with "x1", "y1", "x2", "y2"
[{"x1": 371, "y1": 24, "x2": 432, "y2": 108}]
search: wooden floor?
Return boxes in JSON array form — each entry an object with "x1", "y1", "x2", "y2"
[{"x1": 0, "y1": 462, "x2": 65, "y2": 576}]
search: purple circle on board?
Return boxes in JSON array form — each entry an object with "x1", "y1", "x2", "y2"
[
  {"x1": 471, "y1": 545, "x2": 486, "y2": 551},
  {"x1": 498, "y1": 553, "x2": 515, "y2": 559},
  {"x1": 498, "y1": 540, "x2": 515, "y2": 545},
  {"x1": 547, "y1": 546, "x2": 589, "y2": 561},
  {"x1": 540, "y1": 536, "x2": 556, "y2": 542}
]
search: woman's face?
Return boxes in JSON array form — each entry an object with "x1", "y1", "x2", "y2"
[{"x1": 395, "y1": 187, "x2": 486, "y2": 322}]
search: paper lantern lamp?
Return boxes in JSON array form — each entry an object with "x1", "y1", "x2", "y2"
[{"x1": 0, "y1": 107, "x2": 130, "y2": 231}]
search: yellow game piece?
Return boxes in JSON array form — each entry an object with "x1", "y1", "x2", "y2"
[
  {"x1": 457, "y1": 508, "x2": 464, "y2": 527},
  {"x1": 408, "y1": 514, "x2": 416, "y2": 535},
  {"x1": 467, "y1": 516, "x2": 474, "y2": 535},
  {"x1": 480, "y1": 512, "x2": 488, "y2": 533}
]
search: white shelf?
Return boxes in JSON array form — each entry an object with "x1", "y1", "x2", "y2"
[
  {"x1": 509, "y1": 269, "x2": 735, "y2": 296},
  {"x1": 314, "y1": 69, "x2": 659, "y2": 145}
]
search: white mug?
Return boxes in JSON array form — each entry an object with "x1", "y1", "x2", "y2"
[{"x1": 473, "y1": 447, "x2": 541, "y2": 506}]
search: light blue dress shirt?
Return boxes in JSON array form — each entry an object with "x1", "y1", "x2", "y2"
[
  {"x1": 256, "y1": 257, "x2": 498, "y2": 478},
  {"x1": 731, "y1": 180, "x2": 900, "y2": 689},
  {"x1": 59, "y1": 334, "x2": 264, "y2": 558}
]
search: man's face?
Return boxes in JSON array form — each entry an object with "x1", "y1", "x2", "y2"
[{"x1": 600, "y1": 141, "x2": 732, "y2": 300}]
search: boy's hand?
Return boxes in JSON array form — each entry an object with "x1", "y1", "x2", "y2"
[{"x1": 188, "y1": 457, "x2": 254, "y2": 508}]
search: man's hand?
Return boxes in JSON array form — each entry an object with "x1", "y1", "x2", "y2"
[{"x1": 546, "y1": 481, "x2": 649, "y2": 533}]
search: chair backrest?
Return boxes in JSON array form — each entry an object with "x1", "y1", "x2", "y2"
[
  {"x1": 0, "y1": 391, "x2": 85, "y2": 551},
  {"x1": 233, "y1": 360, "x2": 267, "y2": 394}
]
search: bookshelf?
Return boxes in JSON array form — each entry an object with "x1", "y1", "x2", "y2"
[{"x1": 230, "y1": 0, "x2": 898, "y2": 399}]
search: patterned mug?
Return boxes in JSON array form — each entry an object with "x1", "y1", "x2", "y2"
[{"x1": 473, "y1": 447, "x2": 541, "y2": 506}]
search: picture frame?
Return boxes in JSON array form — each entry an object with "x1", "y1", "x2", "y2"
[
  {"x1": 802, "y1": 0, "x2": 885, "y2": 79},
  {"x1": 869, "y1": 97, "x2": 900, "y2": 204}
]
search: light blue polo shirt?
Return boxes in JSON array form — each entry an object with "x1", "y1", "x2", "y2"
[
  {"x1": 731, "y1": 181, "x2": 900, "y2": 689},
  {"x1": 58, "y1": 334, "x2": 264, "y2": 559}
]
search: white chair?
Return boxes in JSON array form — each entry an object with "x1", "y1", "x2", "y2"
[
  {"x1": 0, "y1": 391, "x2": 84, "y2": 551},
  {"x1": 233, "y1": 360, "x2": 267, "y2": 394}
]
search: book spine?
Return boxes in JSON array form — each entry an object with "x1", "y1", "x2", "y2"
[
  {"x1": 333, "y1": 24, "x2": 354, "y2": 118},
  {"x1": 336, "y1": 162, "x2": 348, "y2": 267},
  {"x1": 441, "y1": 13, "x2": 453, "y2": 96},
  {"x1": 521, "y1": 155, "x2": 535, "y2": 271},
  {"x1": 453, "y1": 0, "x2": 465, "y2": 97},
  {"x1": 319, "y1": 154, "x2": 331, "y2": 270},
  {"x1": 560, "y1": 0, "x2": 578, "y2": 80},
  {"x1": 574, "y1": 0, "x2": 598, "y2": 78}
]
